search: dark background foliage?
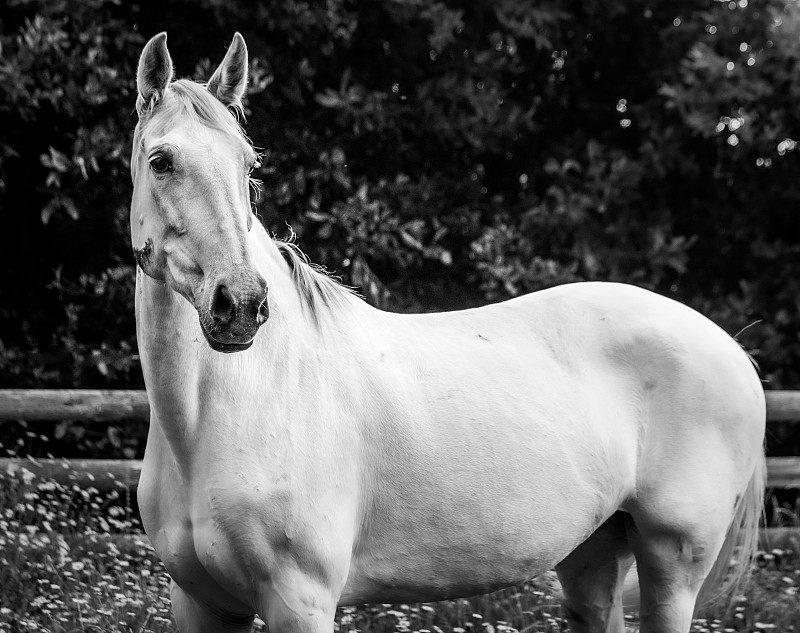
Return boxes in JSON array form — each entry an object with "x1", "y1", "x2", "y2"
[{"x1": 0, "y1": 0, "x2": 799, "y2": 461}]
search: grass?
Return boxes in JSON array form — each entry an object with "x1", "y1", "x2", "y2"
[{"x1": 0, "y1": 471, "x2": 798, "y2": 633}]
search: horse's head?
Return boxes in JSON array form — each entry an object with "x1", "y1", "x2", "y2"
[{"x1": 130, "y1": 33, "x2": 268, "y2": 353}]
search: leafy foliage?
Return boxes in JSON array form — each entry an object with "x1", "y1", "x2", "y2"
[
  {"x1": 0, "y1": 0, "x2": 140, "y2": 388},
  {"x1": 1, "y1": 2, "x2": 799, "y2": 440}
]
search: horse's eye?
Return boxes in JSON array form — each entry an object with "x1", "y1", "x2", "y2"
[{"x1": 150, "y1": 155, "x2": 172, "y2": 174}]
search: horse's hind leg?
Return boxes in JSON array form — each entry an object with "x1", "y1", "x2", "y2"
[
  {"x1": 555, "y1": 512, "x2": 634, "y2": 633},
  {"x1": 625, "y1": 511, "x2": 728, "y2": 633},
  {"x1": 171, "y1": 582, "x2": 255, "y2": 633}
]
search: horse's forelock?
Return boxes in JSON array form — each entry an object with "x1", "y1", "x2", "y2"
[
  {"x1": 131, "y1": 79, "x2": 252, "y2": 195},
  {"x1": 137, "y1": 79, "x2": 250, "y2": 149}
]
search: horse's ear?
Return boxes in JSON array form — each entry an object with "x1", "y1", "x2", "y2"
[
  {"x1": 136, "y1": 32, "x2": 173, "y2": 115},
  {"x1": 207, "y1": 32, "x2": 248, "y2": 111}
]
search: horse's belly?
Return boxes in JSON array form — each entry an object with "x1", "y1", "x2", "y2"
[
  {"x1": 342, "y1": 410, "x2": 634, "y2": 604},
  {"x1": 342, "y1": 529, "x2": 568, "y2": 605},
  {"x1": 342, "y1": 483, "x2": 615, "y2": 605}
]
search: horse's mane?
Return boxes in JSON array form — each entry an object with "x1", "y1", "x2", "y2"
[{"x1": 274, "y1": 237, "x2": 359, "y2": 322}]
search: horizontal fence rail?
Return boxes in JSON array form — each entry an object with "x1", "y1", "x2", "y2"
[
  {"x1": 763, "y1": 390, "x2": 800, "y2": 421},
  {"x1": 1, "y1": 456, "x2": 798, "y2": 490},
  {"x1": 1, "y1": 389, "x2": 800, "y2": 423},
  {"x1": 0, "y1": 389, "x2": 149, "y2": 422},
  {"x1": 1, "y1": 390, "x2": 800, "y2": 490}
]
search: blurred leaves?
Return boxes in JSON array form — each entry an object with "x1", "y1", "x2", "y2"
[{"x1": 1, "y1": 0, "x2": 800, "y2": 404}]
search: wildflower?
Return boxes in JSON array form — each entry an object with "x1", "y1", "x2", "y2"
[{"x1": 20, "y1": 468, "x2": 35, "y2": 485}]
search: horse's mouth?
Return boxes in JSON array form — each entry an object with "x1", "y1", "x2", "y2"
[{"x1": 199, "y1": 321, "x2": 254, "y2": 353}]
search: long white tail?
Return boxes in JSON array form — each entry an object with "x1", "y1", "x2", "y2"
[{"x1": 695, "y1": 455, "x2": 766, "y2": 613}]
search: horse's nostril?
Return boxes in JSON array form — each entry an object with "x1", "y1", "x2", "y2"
[
  {"x1": 256, "y1": 298, "x2": 269, "y2": 325},
  {"x1": 211, "y1": 285, "x2": 236, "y2": 324}
]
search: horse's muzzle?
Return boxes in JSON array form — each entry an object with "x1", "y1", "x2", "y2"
[{"x1": 199, "y1": 275, "x2": 269, "y2": 353}]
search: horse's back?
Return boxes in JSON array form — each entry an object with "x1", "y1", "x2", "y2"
[{"x1": 383, "y1": 280, "x2": 764, "y2": 452}]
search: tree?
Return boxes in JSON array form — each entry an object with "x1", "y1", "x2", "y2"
[{"x1": 1, "y1": 0, "x2": 799, "y2": 403}]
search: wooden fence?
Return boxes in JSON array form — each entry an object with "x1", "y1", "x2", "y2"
[{"x1": 0, "y1": 389, "x2": 799, "y2": 491}]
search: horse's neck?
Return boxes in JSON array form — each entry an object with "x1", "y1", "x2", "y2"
[
  {"x1": 135, "y1": 268, "x2": 205, "y2": 452},
  {"x1": 135, "y1": 229, "x2": 339, "y2": 460}
]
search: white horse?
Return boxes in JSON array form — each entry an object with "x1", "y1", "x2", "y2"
[{"x1": 132, "y1": 32, "x2": 766, "y2": 633}]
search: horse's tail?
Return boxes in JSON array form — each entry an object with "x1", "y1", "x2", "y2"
[
  {"x1": 695, "y1": 453, "x2": 766, "y2": 613},
  {"x1": 619, "y1": 453, "x2": 765, "y2": 614},
  {"x1": 692, "y1": 339, "x2": 767, "y2": 613}
]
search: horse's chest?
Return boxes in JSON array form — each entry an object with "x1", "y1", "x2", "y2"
[{"x1": 139, "y1": 453, "x2": 271, "y2": 602}]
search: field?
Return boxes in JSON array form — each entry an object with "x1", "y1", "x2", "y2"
[{"x1": 0, "y1": 474, "x2": 798, "y2": 633}]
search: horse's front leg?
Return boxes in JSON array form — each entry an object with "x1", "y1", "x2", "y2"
[
  {"x1": 259, "y1": 569, "x2": 339, "y2": 633},
  {"x1": 171, "y1": 581, "x2": 255, "y2": 633}
]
